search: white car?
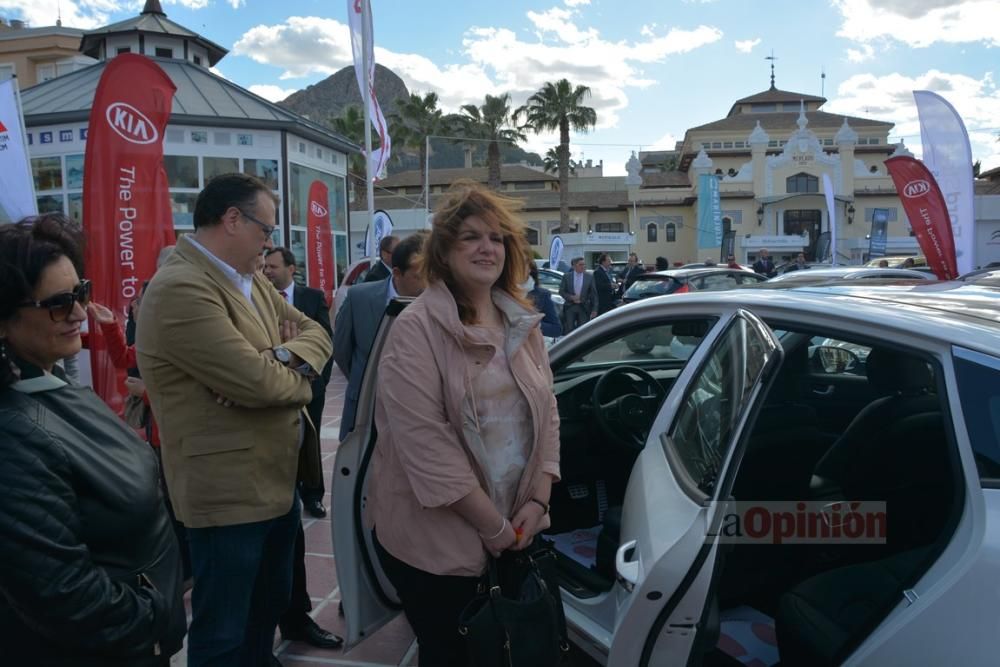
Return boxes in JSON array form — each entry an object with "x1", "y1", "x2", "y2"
[
  {"x1": 334, "y1": 280, "x2": 1000, "y2": 666},
  {"x1": 332, "y1": 257, "x2": 373, "y2": 316}
]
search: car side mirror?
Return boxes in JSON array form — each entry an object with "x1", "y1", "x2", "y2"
[{"x1": 813, "y1": 346, "x2": 861, "y2": 374}]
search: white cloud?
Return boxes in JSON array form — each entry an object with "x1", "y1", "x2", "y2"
[
  {"x1": 226, "y1": 0, "x2": 244, "y2": 7},
  {"x1": 248, "y1": 84, "x2": 296, "y2": 102},
  {"x1": 846, "y1": 43, "x2": 876, "y2": 62},
  {"x1": 647, "y1": 132, "x2": 680, "y2": 150},
  {"x1": 0, "y1": 0, "x2": 126, "y2": 30},
  {"x1": 164, "y1": 0, "x2": 209, "y2": 9},
  {"x1": 564, "y1": 0, "x2": 590, "y2": 5},
  {"x1": 734, "y1": 38, "x2": 761, "y2": 54},
  {"x1": 832, "y1": 0, "x2": 1000, "y2": 48},
  {"x1": 233, "y1": 10, "x2": 723, "y2": 130},
  {"x1": 825, "y1": 69, "x2": 1000, "y2": 170}
]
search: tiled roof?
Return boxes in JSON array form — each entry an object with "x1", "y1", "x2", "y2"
[
  {"x1": 20, "y1": 57, "x2": 359, "y2": 154},
  {"x1": 640, "y1": 171, "x2": 690, "y2": 188},
  {"x1": 374, "y1": 165, "x2": 557, "y2": 188},
  {"x1": 975, "y1": 179, "x2": 1000, "y2": 195},
  {"x1": 733, "y1": 87, "x2": 826, "y2": 107},
  {"x1": 687, "y1": 110, "x2": 892, "y2": 135},
  {"x1": 80, "y1": 7, "x2": 227, "y2": 66}
]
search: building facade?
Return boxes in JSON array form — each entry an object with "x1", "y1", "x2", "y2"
[
  {"x1": 0, "y1": 18, "x2": 94, "y2": 87},
  {"x1": 14, "y1": 0, "x2": 359, "y2": 287}
]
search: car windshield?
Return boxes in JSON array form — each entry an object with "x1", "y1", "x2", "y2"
[
  {"x1": 625, "y1": 277, "x2": 681, "y2": 298},
  {"x1": 564, "y1": 318, "x2": 716, "y2": 371}
]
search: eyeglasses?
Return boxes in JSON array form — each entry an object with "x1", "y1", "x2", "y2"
[
  {"x1": 239, "y1": 209, "x2": 276, "y2": 240},
  {"x1": 20, "y1": 279, "x2": 91, "y2": 322}
]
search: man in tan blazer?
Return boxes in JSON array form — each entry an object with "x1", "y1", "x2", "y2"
[{"x1": 137, "y1": 173, "x2": 332, "y2": 667}]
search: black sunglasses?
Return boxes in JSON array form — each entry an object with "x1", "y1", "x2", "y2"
[{"x1": 20, "y1": 279, "x2": 92, "y2": 322}]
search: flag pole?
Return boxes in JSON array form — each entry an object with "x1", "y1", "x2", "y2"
[
  {"x1": 12, "y1": 75, "x2": 38, "y2": 214},
  {"x1": 361, "y1": 1, "x2": 375, "y2": 253}
]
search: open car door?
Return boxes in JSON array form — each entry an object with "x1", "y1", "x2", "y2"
[
  {"x1": 605, "y1": 309, "x2": 783, "y2": 666},
  {"x1": 331, "y1": 299, "x2": 410, "y2": 648}
]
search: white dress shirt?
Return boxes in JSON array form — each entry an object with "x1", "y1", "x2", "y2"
[
  {"x1": 186, "y1": 235, "x2": 254, "y2": 304},
  {"x1": 573, "y1": 270, "x2": 584, "y2": 296}
]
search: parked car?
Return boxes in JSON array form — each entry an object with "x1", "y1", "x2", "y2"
[
  {"x1": 622, "y1": 267, "x2": 766, "y2": 303},
  {"x1": 334, "y1": 280, "x2": 1000, "y2": 666},
  {"x1": 766, "y1": 266, "x2": 935, "y2": 285},
  {"x1": 864, "y1": 255, "x2": 926, "y2": 268},
  {"x1": 959, "y1": 267, "x2": 1000, "y2": 286},
  {"x1": 533, "y1": 267, "x2": 566, "y2": 320}
]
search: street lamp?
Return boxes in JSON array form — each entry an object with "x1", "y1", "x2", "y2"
[
  {"x1": 756, "y1": 205, "x2": 764, "y2": 226},
  {"x1": 847, "y1": 203, "x2": 856, "y2": 225}
]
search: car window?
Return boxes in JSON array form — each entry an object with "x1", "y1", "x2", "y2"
[
  {"x1": 564, "y1": 318, "x2": 716, "y2": 370},
  {"x1": 737, "y1": 273, "x2": 766, "y2": 285},
  {"x1": 538, "y1": 272, "x2": 562, "y2": 291},
  {"x1": 809, "y1": 336, "x2": 871, "y2": 375},
  {"x1": 699, "y1": 273, "x2": 740, "y2": 291},
  {"x1": 624, "y1": 277, "x2": 681, "y2": 299},
  {"x1": 667, "y1": 316, "x2": 776, "y2": 497},
  {"x1": 953, "y1": 348, "x2": 1000, "y2": 484}
]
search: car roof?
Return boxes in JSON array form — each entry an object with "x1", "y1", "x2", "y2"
[
  {"x1": 769, "y1": 267, "x2": 934, "y2": 282},
  {"x1": 639, "y1": 267, "x2": 759, "y2": 278},
  {"x1": 624, "y1": 282, "x2": 1000, "y2": 353}
]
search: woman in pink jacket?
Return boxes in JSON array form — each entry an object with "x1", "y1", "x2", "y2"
[{"x1": 369, "y1": 181, "x2": 561, "y2": 666}]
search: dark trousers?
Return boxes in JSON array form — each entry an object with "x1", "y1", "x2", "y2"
[
  {"x1": 374, "y1": 533, "x2": 480, "y2": 667},
  {"x1": 186, "y1": 494, "x2": 301, "y2": 667},
  {"x1": 301, "y1": 382, "x2": 327, "y2": 504},
  {"x1": 278, "y1": 522, "x2": 312, "y2": 631},
  {"x1": 154, "y1": 448, "x2": 190, "y2": 580},
  {"x1": 563, "y1": 303, "x2": 589, "y2": 334}
]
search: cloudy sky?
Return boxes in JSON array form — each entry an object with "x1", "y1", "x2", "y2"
[{"x1": 3, "y1": 0, "x2": 999, "y2": 174}]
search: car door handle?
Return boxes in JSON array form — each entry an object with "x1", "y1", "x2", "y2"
[
  {"x1": 615, "y1": 539, "x2": 639, "y2": 592},
  {"x1": 812, "y1": 384, "x2": 835, "y2": 397}
]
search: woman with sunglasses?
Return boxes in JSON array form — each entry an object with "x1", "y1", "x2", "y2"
[{"x1": 0, "y1": 214, "x2": 186, "y2": 665}]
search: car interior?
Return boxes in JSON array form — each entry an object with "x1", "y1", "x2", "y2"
[{"x1": 543, "y1": 321, "x2": 964, "y2": 667}]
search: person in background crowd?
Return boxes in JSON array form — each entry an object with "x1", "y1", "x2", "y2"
[
  {"x1": 752, "y1": 248, "x2": 776, "y2": 277},
  {"x1": 261, "y1": 247, "x2": 342, "y2": 650},
  {"x1": 364, "y1": 235, "x2": 399, "y2": 283},
  {"x1": 527, "y1": 263, "x2": 562, "y2": 337},
  {"x1": 785, "y1": 252, "x2": 809, "y2": 273},
  {"x1": 558, "y1": 256, "x2": 597, "y2": 333},
  {"x1": 726, "y1": 254, "x2": 741, "y2": 270},
  {"x1": 901, "y1": 257, "x2": 915, "y2": 268},
  {"x1": 704, "y1": 257, "x2": 717, "y2": 267},
  {"x1": 655, "y1": 256, "x2": 670, "y2": 270},
  {"x1": 369, "y1": 182, "x2": 560, "y2": 666},
  {"x1": 619, "y1": 252, "x2": 644, "y2": 296},
  {"x1": 593, "y1": 252, "x2": 616, "y2": 315},
  {"x1": 263, "y1": 247, "x2": 333, "y2": 519},
  {"x1": 137, "y1": 173, "x2": 332, "y2": 667},
  {"x1": 0, "y1": 214, "x2": 186, "y2": 665},
  {"x1": 877, "y1": 259, "x2": 890, "y2": 268},
  {"x1": 334, "y1": 231, "x2": 427, "y2": 442}
]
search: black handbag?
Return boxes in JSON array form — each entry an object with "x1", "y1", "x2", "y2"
[{"x1": 458, "y1": 542, "x2": 570, "y2": 667}]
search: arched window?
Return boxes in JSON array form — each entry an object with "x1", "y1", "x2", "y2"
[
  {"x1": 647, "y1": 222, "x2": 657, "y2": 243},
  {"x1": 665, "y1": 223, "x2": 676, "y2": 243},
  {"x1": 786, "y1": 172, "x2": 818, "y2": 193}
]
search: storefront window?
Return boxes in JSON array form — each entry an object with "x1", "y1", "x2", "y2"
[
  {"x1": 164, "y1": 155, "x2": 199, "y2": 188},
  {"x1": 171, "y1": 193, "x2": 198, "y2": 228},
  {"x1": 37, "y1": 194, "x2": 64, "y2": 213},
  {"x1": 204, "y1": 156, "x2": 239, "y2": 183},
  {"x1": 67, "y1": 193, "x2": 84, "y2": 224},
  {"x1": 289, "y1": 228, "x2": 307, "y2": 287},
  {"x1": 335, "y1": 234, "x2": 348, "y2": 286},
  {"x1": 32, "y1": 157, "x2": 62, "y2": 191},
  {"x1": 65, "y1": 154, "x2": 84, "y2": 189},
  {"x1": 244, "y1": 158, "x2": 279, "y2": 190},
  {"x1": 289, "y1": 162, "x2": 347, "y2": 232}
]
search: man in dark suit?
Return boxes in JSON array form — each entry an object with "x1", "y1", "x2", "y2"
[
  {"x1": 335, "y1": 232, "x2": 426, "y2": 441},
  {"x1": 558, "y1": 256, "x2": 597, "y2": 333},
  {"x1": 362, "y1": 235, "x2": 399, "y2": 283},
  {"x1": 619, "y1": 252, "x2": 645, "y2": 297},
  {"x1": 263, "y1": 247, "x2": 343, "y2": 652},
  {"x1": 752, "y1": 248, "x2": 777, "y2": 277},
  {"x1": 593, "y1": 252, "x2": 616, "y2": 315}
]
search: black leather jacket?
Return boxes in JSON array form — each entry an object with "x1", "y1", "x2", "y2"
[{"x1": 0, "y1": 363, "x2": 186, "y2": 665}]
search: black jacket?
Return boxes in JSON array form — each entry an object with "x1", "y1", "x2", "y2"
[
  {"x1": 364, "y1": 260, "x2": 390, "y2": 283},
  {"x1": 594, "y1": 266, "x2": 616, "y2": 314},
  {"x1": 0, "y1": 363, "x2": 186, "y2": 666}
]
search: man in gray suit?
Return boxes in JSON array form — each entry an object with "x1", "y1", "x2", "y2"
[
  {"x1": 334, "y1": 232, "x2": 426, "y2": 441},
  {"x1": 559, "y1": 256, "x2": 598, "y2": 333}
]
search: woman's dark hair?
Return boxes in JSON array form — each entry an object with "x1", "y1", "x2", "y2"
[
  {"x1": 528, "y1": 263, "x2": 539, "y2": 288},
  {"x1": 655, "y1": 256, "x2": 669, "y2": 270},
  {"x1": 0, "y1": 213, "x2": 84, "y2": 388}
]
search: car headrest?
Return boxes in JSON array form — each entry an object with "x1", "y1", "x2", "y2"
[{"x1": 865, "y1": 348, "x2": 933, "y2": 396}]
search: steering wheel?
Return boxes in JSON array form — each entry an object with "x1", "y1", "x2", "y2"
[{"x1": 591, "y1": 365, "x2": 667, "y2": 451}]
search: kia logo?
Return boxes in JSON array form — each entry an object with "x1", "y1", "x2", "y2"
[
  {"x1": 105, "y1": 102, "x2": 158, "y2": 145},
  {"x1": 902, "y1": 180, "x2": 931, "y2": 198},
  {"x1": 310, "y1": 201, "x2": 328, "y2": 217}
]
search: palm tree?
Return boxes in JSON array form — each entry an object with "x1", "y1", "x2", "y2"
[
  {"x1": 459, "y1": 93, "x2": 526, "y2": 190},
  {"x1": 516, "y1": 79, "x2": 597, "y2": 232},
  {"x1": 330, "y1": 105, "x2": 370, "y2": 205},
  {"x1": 542, "y1": 147, "x2": 576, "y2": 176},
  {"x1": 390, "y1": 92, "x2": 444, "y2": 206}
]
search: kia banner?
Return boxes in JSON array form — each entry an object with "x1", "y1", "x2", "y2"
[
  {"x1": 306, "y1": 180, "x2": 334, "y2": 306},
  {"x1": 83, "y1": 54, "x2": 176, "y2": 412},
  {"x1": 884, "y1": 156, "x2": 958, "y2": 280},
  {"x1": 0, "y1": 79, "x2": 37, "y2": 221}
]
